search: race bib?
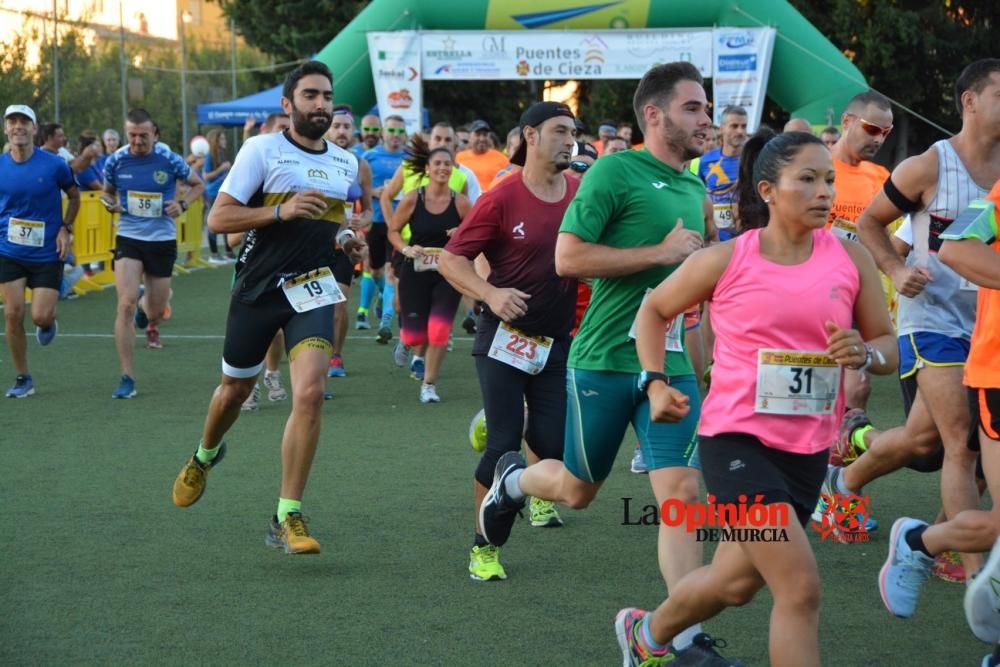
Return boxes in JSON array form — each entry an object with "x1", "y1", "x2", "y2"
[
  {"x1": 960, "y1": 276, "x2": 979, "y2": 292},
  {"x1": 6, "y1": 217, "x2": 45, "y2": 248},
  {"x1": 488, "y1": 322, "x2": 553, "y2": 375},
  {"x1": 831, "y1": 217, "x2": 858, "y2": 242},
  {"x1": 628, "y1": 289, "x2": 684, "y2": 352},
  {"x1": 713, "y1": 204, "x2": 735, "y2": 229},
  {"x1": 127, "y1": 191, "x2": 163, "y2": 218},
  {"x1": 281, "y1": 267, "x2": 346, "y2": 313},
  {"x1": 414, "y1": 247, "x2": 442, "y2": 273},
  {"x1": 755, "y1": 349, "x2": 840, "y2": 415}
]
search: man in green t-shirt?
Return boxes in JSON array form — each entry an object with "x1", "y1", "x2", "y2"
[{"x1": 480, "y1": 63, "x2": 737, "y2": 665}]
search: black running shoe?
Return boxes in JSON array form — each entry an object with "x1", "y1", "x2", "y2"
[{"x1": 478, "y1": 451, "x2": 526, "y2": 546}]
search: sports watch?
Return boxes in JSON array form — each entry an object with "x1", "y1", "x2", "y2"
[{"x1": 637, "y1": 370, "x2": 670, "y2": 394}]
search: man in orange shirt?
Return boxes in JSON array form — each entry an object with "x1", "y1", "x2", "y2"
[
  {"x1": 826, "y1": 90, "x2": 894, "y2": 414},
  {"x1": 457, "y1": 120, "x2": 509, "y2": 192}
]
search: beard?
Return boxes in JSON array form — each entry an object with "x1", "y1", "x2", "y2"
[
  {"x1": 291, "y1": 105, "x2": 332, "y2": 141},
  {"x1": 663, "y1": 117, "x2": 703, "y2": 161}
]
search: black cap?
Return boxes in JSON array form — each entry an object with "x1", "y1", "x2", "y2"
[
  {"x1": 510, "y1": 101, "x2": 575, "y2": 166},
  {"x1": 469, "y1": 119, "x2": 491, "y2": 133},
  {"x1": 576, "y1": 141, "x2": 599, "y2": 161}
]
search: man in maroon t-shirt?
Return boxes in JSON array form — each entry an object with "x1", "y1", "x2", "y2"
[{"x1": 440, "y1": 101, "x2": 579, "y2": 582}]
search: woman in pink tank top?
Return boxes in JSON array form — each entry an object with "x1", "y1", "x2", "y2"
[{"x1": 615, "y1": 129, "x2": 898, "y2": 667}]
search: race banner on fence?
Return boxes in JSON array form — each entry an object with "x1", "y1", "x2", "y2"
[
  {"x1": 711, "y1": 27, "x2": 776, "y2": 132},
  {"x1": 366, "y1": 31, "x2": 423, "y2": 135},
  {"x1": 420, "y1": 29, "x2": 713, "y2": 81}
]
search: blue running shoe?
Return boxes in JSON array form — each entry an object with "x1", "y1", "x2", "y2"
[
  {"x1": 327, "y1": 354, "x2": 346, "y2": 378},
  {"x1": 630, "y1": 447, "x2": 648, "y2": 474},
  {"x1": 879, "y1": 517, "x2": 933, "y2": 618},
  {"x1": 410, "y1": 357, "x2": 425, "y2": 381},
  {"x1": 112, "y1": 374, "x2": 137, "y2": 399},
  {"x1": 6, "y1": 374, "x2": 34, "y2": 398},
  {"x1": 134, "y1": 287, "x2": 148, "y2": 330},
  {"x1": 355, "y1": 312, "x2": 370, "y2": 330},
  {"x1": 36, "y1": 320, "x2": 58, "y2": 346}
]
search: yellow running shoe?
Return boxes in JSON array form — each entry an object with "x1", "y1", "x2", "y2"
[
  {"x1": 172, "y1": 443, "x2": 226, "y2": 507},
  {"x1": 529, "y1": 497, "x2": 564, "y2": 527},
  {"x1": 468, "y1": 544, "x2": 506, "y2": 581},
  {"x1": 266, "y1": 512, "x2": 321, "y2": 554},
  {"x1": 469, "y1": 409, "x2": 487, "y2": 453}
]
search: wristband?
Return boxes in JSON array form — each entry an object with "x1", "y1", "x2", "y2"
[
  {"x1": 179, "y1": 200, "x2": 189, "y2": 212},
  {"x1": 273, "y1": 204, "x2": 282, "y2": 223},
  {"x1": 61, "y1": 224, "x2": 73, "y2": 233}
]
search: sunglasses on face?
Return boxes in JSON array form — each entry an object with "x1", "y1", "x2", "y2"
[
  {"x1": 385, "y1": 127, "x2": 407, "y2": 135},
  {"x1": 569, "y1": 160, "x2": 590, "y2": 174},
  {"x1": 361, "y1": 126, "x2": 380, "y2": 133},
  {"x1": 848, "y1": 115, "x2": 892, "y2": 138}
]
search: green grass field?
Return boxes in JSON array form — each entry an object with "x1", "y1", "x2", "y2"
[{"x1": 0, "y1": 265, "x2": 987, "y2": 666}]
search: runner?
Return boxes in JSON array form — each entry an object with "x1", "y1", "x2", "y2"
[
  {"x1": 171, "y1": 61, "x2": 359, "y2": 554},
  {"x1": 326, "y1": 104, "x2": 372, "y2": 378},
  {"x1": 355, "y1": 114, "x2": 381, "y2": 157},
  {"x1": 478, "y1": 62, "x2": 731, "y2": 664},
  {"x1": 388, "y1": 135, "x2": 470, "y2": 403},
  {"x1": 0, "y1": 104, "x2": 79, "y2": 397},
  {"x1": 698, "y1": 106, "x2": 747, "y2": 241},
  {"x1": 358, "y1": 115, "x2": 406, "y2": 341},
  {"x1": 456, "y1": 119, "x2": 508, "y2": 191},
  {"x1": 440, "y1": 101, "x2": 579, "y2": 581},
  {"x1": 617, "y1": 127, "x2": 897, "y2": 667},
  {"x1": 825, "y1": 91, "x2": 893, "y2": 414},
  {"x1": 852, "y1": 58, "x2": 998, "y2": 580},
  {"x1": 103, "y1": 108, "x2": 204, "y2": 397},
  {"x1": 880, "y1": 178, "x2": 1000, "y2": 627}
]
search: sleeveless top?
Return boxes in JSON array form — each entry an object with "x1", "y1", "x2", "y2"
[
  {"x1": 897, "y1": 140, "x2": 987, "y2": 339},
  {"x1": 409, "y1": 188, "x2": 460, "y2": 249},
  {"x1": 699, "y1": 228, "x2": 859, "y2": 454}
]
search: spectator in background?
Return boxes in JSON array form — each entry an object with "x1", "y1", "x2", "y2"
[
  {"x1": 38, "y1": 123, "x2": 74, "y2": 162},
  {"x1": 617, "y1": 121, "x2": 633, "y2": 145},
  {"x1": 456, "y1": 125, "x2": 471, "y2": 152},
  {"x1": 783, "y1": 117, "x2": 814, "y2": 133},
  {"x1": 821, "y1": 126, "x2": 841, "y2": 149},
  {"x1": 456, "y1": 120, "x2": 508, "y2": 191},
  {"x1": 203, "y1": 129, "x2": 235, "y2": 264},
  {"x1": 593, "y1": 118, "x2": 616, "y2": 154},
  {"x1": 603, "y1": 136, "x2": 629, "y2": 155},
  {"x1": 74, "y1": 130, "x2": 104, "y2": 190},
  {"x1": 97, "y1": 129, "x2": 120, "y2": 174}
]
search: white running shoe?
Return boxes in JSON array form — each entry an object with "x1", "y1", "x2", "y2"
[
  {"x1": 419, "y1": 383, "x2": 440, "y2": 404},
  {"x1": 966, "y1": 537, "x2": 1000, "y2": 643},
  {"x1": 263, "y1": 371, "x2": 287, "y2": 401},
  {"x1": 241, "y1": 383, "x2": 260, "y2": 411}
]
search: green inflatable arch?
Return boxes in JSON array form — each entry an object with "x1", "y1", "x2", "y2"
[{"x1": 316, "y1": 0, "x2": 867, "y2": 124}]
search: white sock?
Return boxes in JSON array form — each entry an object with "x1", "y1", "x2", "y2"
[
  {"x1": 265, "y1": 369, "x2": 280, "y2": 379},
  {"x1": 834, "y1": 468, "x2": 851, "y2": 495},
  {"x1": 504, "y1": 468, "x2": 525, "y2": 502},
  {"x1": 672, "y1": 624, "x2": 702, "y2": 650}
]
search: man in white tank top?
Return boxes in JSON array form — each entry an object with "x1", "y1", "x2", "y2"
[{"x1": 850, "y1": 60, "x2": 1000, "y2": 590}]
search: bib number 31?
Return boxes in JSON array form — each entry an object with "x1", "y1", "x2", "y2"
[
  {"x1": 755, "y1": 349, "x2": 840, "y2": 415},
  {"x1": 282, "y1": 267, "x2": 346, "y2": 313}
]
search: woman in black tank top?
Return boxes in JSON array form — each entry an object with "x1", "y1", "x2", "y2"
[{"x1": 389, "y1": 136, "x2": 471, "y2": 403}]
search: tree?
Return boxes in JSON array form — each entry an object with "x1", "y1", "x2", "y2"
[
  {"x1": 789, "y1": 0, "x2": 997, "y2": 161},
  {"x1": 213, "y1": 0, "x2": 370, "y2": 63}
]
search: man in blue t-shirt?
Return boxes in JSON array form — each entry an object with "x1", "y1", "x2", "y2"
[
  {"x1": 102, "y1": 108, "x2": 204, "y2": 398},
  {"x1": 0, "y1": 104, "x2": 80, "y2": 397},
  {"x1": 358, "y1": 114, "x2": 406, "y2": 340},
  {"x1": 697, "y1": 105, "x2": 746, "y2": 241}
]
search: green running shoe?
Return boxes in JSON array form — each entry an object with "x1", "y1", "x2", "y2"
[
  {"x1": 469, "y1": 544, "x2": 506, "y2": 581},
  {"x1": 469, "y1": 408, "x2": 487, "y2": 453},
  {"x1": 529, "y1": 497, "x2": 564, "y2": 527}
]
